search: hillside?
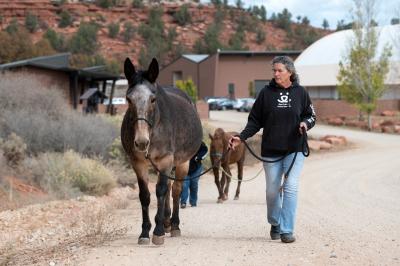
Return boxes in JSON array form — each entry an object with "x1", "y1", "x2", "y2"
[{"x1": 0, "y1": 0, "x2": 330, "y2": 68}]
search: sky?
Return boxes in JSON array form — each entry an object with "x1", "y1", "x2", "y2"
[{"x1": 204, "y1": 0, "x2": 400, "y2": 30}]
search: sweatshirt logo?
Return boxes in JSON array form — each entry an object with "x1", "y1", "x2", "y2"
[{"x1": 277, "y1": 92, "x2": 291, "y2": 108}]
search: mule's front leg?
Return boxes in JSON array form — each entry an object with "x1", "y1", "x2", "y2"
[
  {"x1": 152, "y1": 155, "x2": 174, "y2": 245},
  {"x1": 163, "y1": 181, "x2": 172, "y2": 233},
  {"x1": 153, "y1": 172, "x2": 169, "y2": 245},
  {"x1": 131, "y1": 162, "x2": 152, "y2": 245}
]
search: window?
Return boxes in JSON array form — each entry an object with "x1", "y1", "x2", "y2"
[
  {"x1": 228, "y1": 83, "x2": 235, "y2": 98},
  {"x1": 173, "y1": 71, "x2": 183, "y2": 86}
]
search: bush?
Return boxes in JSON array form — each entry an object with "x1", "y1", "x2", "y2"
[
  {"x1": 0, "y1": 74, "x2": 118, "y2": 158},
  {"x1": 175, "y1": 78, "x2": 197, "y2": 103},
  {"x1": 28, "y1": 150, "x2": 116, "y2": 198},
  {"x1": 173, "y1": 4, "x2": 191, "y2": 26},
  {"x1": 132, "y1": 0, "x2": 143, "y2": 8},
  {"x1": 108, "y1": 22, "x2": 120, "y2": 38},
  {"x1": 122, "y1": 21, "x2": 135, "y2": 43},
  {"x1": 58, "y1": 10, "x2": 72, "y2": 28},
  {"x1": 25, "y1": 12, "x2": 39, "y2": 33},
  {"x1": 68, "y1": 22, "x2": 99, "y2": 55},
  {"x1": 0, "y1": 133, "x2": 27, "y2": 167},
  {"x1": 44, "y1": 29, "x2": 66, "y2": 51}
]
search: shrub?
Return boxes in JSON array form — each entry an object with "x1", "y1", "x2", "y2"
[
  {"x1": 108, "y1": 22, "x2": 120, "y2": 38},
  {"x1": 25, "y1": 12, "x2": 38, "y2": 33},
  {"x1": 256, "y1": 28, "x2": 266, "y2": 44},
  {"x1": 122, "y1": 21, "x2": 135, "y2": 43},
  {"x1": 58, "y1": 10, "x2": 72, "y2": 28},
  {"x1": 28, "y1": 150, "x2": 116, "y2": 198},
  {"x1": 0, "y1": 74, "x2": 118, "y2": 158},
  {"x1": 175, "y1": 78, "x2": 198, "y2": 103},
  {"x1": 68, "y1": 22, "x2": 99, "y2": 55},
  {"x1": 173, "y1": 4, "x2": 191, "y2": 26},
  {"x1": 44, "y1": 29, "x2": 66, "y2": 51},
  {"x1": 132, "y1": 0, "x2": 144, "y2": 8},
  {"x1": 0, "y1": 133, "x2": 27, "y2": 167}
]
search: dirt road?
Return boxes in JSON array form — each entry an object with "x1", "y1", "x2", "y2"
[{"x1": 77, "y1": 111, "x2": 400, "y2": 265}]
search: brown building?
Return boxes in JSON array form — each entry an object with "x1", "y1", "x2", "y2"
[
  {"x1": 0, "y1": 53, "x2": 121, "y2": 113},
  {"x1": 158, "y1": 50, "x2": 302, "y2": 100}
]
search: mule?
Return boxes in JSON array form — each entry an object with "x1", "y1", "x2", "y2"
[
  {"x1": 209, "y1": 128, "x2": 245, "y2": 203},
  {"x1": 121, "y1": 58, "x2": 203, "y2": 245}
]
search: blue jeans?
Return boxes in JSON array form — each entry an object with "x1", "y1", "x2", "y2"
[
  {"x1": 263, "y1": 152, "x2": 305, "y2": 234},
  {"x1": 180, "y1": 166, "x2": 202, "y2": 206}
]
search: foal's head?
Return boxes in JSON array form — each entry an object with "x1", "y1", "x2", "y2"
[
  {"x1": 209, "y1": 128, "x2": 227, "y2": 165},
  {"x1": 124, "y1": 57, "x2": 159, "y2": 153}
]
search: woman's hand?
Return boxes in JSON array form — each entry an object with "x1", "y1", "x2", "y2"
[
  {"x1": 299, "y1": 122, "x2": 308, "y2": 134},
  {"x1": 228, "y1": 136, "x2": 241, "y2": 150}
]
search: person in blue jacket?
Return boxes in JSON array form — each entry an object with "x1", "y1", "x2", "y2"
[
  {"x1": 229, "y1": 56, "x2": 316, "y2": 243},
  {"x1": 180, "y1": 141, "x2": 208, "y2": 208}
]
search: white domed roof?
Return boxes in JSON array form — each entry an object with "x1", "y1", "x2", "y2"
[{"x1": 295, "y1": 24, "x2": 400, "y2": 86}]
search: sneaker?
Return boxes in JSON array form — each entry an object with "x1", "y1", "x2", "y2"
[
  {"x1": 270, "y1": 225, "x2": 280, "y2": 240},
  {"x1": 280, "y1": 233, "x2": 296, "y2": 243},
  {"x1": 190, "y1": 204, "x2": 197, "y2": 207},
  {"x1": 180, "y1": 203, "x2": 186, "y2": 209}
]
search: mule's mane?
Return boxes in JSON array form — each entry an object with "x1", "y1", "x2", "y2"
[{"x1": 126, "y1": 70, "x2": 156, "y2": 95}]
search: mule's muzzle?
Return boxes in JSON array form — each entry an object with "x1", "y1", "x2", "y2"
[{"x1": 134, "y1": 138, "x2": 150, "y2": 152}]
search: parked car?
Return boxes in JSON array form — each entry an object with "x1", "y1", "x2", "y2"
[
  {"x1": 207, "y1": 97, "x2": 229, "y2": 110},
  {"x1": 217, "y1": 99, "x2": 236, "y2": 110},
  {"x1": 103, "y1": 97, "x2": 126, "y2": 105},
  {"x1": 234, "y1": 98, "x2": 255, "y2": 112}
]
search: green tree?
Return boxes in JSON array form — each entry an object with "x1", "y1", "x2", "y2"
[
  {"x1": 25, "y1": 12, "x2": 39, "y2": 33},
  {"x1": 275, "y1": 8, "x2": 292, "y2": 32},
  {"x1": 175, "y1": 78, "x2": 198, "y2": 103},
  {"x1": 122, "y1": 21, "x2": 135, "y2": 43},
  {"x1": 337, "y1": 0, "x2": 392, "y2": 130},
  {"x1": 6, "y1": 19, "x2": 19, "y2": 34},
  {"x1": 322, "y1": 18, "x2": 330, "y2": 29},
  {"x1": 260, "y1": 6, "x2": 267, "y2": 22}
]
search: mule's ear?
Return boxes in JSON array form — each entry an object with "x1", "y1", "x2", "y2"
[
  {"x1": 146, "y1": 58, "x2": 159, "y2": 83},
  {"x1": 208, "y1": 133, "x2": 213, "y2": 140},
  {"x1": 124, "y1": 58, "x2": 136, "y2": 84}
]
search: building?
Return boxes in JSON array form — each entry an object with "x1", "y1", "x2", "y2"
[
  {"x1": 0, "y1": 53, "x2": 121, "y2": 113},
  {"x1": 295, "y1": 24, "x2": 400, "y2": 118},
  {"x1": 158, "y1": 50, "x2": 302, "y2": 100}
]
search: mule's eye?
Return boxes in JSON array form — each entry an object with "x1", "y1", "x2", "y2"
[
  {"x1": 150, "y1": 96, "x2": 156, "y2": 104},
  {"x1": 126, "y1": 97, "x2": 132, "y2": 105}
]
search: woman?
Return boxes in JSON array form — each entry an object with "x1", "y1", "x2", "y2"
[
  {"x1": 180, "y1": 141, "x2": 208, "y2": 208},
  {"x1": 229, "y1": 56, "x2": 316, "y2": 243}
]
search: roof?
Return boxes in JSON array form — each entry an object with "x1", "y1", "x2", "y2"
[
  {"x1": 0, "y1": 53, "x2": 71, "y2": 71},
  {"x1": 0, "y1": 53, "x2": 121, "y2": 81},
  {"x1": 218, "y1": 50, "x2": 302, "y2": 56},
  {"x1": 295, "y1": 24, "x2": 400, "y2": 86},
  {"x1": 182, "y1": 54, "x2": 209, "y2": 63},
  {"x1": 79, "y1": 88, "x2": 108, "y2": 100}
]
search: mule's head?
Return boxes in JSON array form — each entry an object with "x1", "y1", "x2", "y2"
[
  {"x1": 124, "y1": 57, "x2": 159, "y2": 153},
  {"x1": 209, "y1": 128, "x2": 226, "y2": 166}
]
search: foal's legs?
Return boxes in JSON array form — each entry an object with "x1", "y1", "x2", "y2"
[
  {"x1": 234, "y1": 160, "x2": 244, "y2": 200},
  {"x1": 222, "y1": 163, "x2": 231, "y2": 201},
  {"x1": 170, "y1": 163, "x2": 188, "y2": 237},
  {"x1": 132, "y1": 161, "x2": 151, "y2": 245},
  {"x1": 212, "y1": 166, "x2": 224, "y2": 203}
]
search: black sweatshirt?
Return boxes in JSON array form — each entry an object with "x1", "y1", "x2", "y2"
[
  {"x1": 188, "y1": 141, "x2": 208, "y2": 175},
  {"x1": 239, "y1": 79, "x2": 316, "y2": 157}
]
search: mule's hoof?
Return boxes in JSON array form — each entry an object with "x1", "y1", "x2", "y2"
[
  {"x1": 217, "y1": 198, "x2": 223, "y2": 203},
  {"x1": 152, "y1": 235, "x2": 165, "y2": 245},
  {"x1": 138, "y1": 237, "x2": 150, "y2": 245},
  {"x1": 171, "y1": 229, "x2": 181, "y2": 237},
  {"x1": 164, "y1": 225, "x2": 171, "y2": 233},
  {"x1": 234, "y1": 195, "x2": 239, "y2": 200},
  {"x1": 222, "y1": 195, "x2": 228, "y2": 201}
]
